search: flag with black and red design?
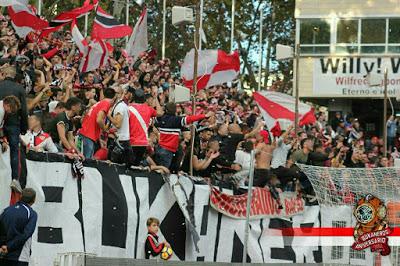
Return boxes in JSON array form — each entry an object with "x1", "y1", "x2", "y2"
[
  {"x1": 91, "y1": 6, "x2": 132, "y2": 39},
  {"x1": 40, "y1": 1, "x2": 94, "y2": 38}
]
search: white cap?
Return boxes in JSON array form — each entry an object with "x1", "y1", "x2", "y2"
[{"x1": 48, "y1": 101, "x2": 59, "y2": 113}]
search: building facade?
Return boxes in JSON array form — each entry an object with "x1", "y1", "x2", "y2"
[{"x1": 295, "y1": 0, "x2": 400, "y2": 135}]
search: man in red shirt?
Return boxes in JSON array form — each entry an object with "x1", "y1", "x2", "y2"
[
  {"x1": 79, "y1": 88, "x2": 116, "y2": 158},
  {"x1": 128, "y1": 93, "x2": 163, "y2": 166}
]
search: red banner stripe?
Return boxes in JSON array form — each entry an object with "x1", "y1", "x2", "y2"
[{"x1": 271, "y1": 227, "x2": 400, "y2": 237}]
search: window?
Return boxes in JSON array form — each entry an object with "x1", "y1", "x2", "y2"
[
  {"x1": 389, "y1": 19, "x2": 400, "y2": 43},
  {"x1": 300, "y1": 19, "x2": 330, "y2": 44},
  {"x1": 337, "y1": 20, "x2": 358, "y2": 44},
  {"x1": 361, "y1": 19, "x2": 386, "y2": 44},
  {"x1": 336, "y1": 20, "x2": 359, "y2": 54},
  {"x1": 299, "y1": 19, "x2": 330, "y2": 54},
  {"x1": 299, "y1": 17, "x2": 400, "y2": 55},
  {"x1": 360, "y1": 19, "x2": 386, "y2": 54},
  {"x1": 389, "y1": 19, "x2": 400, "y2": 53}
]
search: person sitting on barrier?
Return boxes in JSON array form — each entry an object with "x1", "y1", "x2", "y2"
[
  {"x1": 253, "y1": 140, "x2": 283, "y2": 208},
  {"x1": 145, "y1": 217, "x2": 170, "y2": 259},
  {"x1": 20, "y1": 114, "x2": 58, "y2": 153},
  {"x1": 253, "y1": 139, "x2": 275, "y2": 187},
  {"x1": 0, "y1": 95, "x2": 21, "y2": 154}
]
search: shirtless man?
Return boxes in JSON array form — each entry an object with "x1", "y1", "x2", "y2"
[
  {"x1": 253, "y1": 141, "x2": 276, "y2": 187},
  {"x1": 253, "y1": 140, "x2": 283, "y2": 208}
]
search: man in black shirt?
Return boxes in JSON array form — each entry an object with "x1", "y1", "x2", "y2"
[
  {"x1": 0, "y1": 66, "x2": 28, "y2": 185},
  {"x1": 216, "y1": 122, "x2": 264, "y2": 163},
  {"x1": 47, "y1": 97, "x2": 82, "y2": 153},
  {"x1": 345, "y1": 149, "x2": 365, "y2": 168},
  {"x1": 308, "y1": 143, "x2": 330, "y2": 166}
]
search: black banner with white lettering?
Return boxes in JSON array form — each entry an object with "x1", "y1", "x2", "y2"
[{"x1": 0, "y1": 152, "x2": 377, "y2": 265}]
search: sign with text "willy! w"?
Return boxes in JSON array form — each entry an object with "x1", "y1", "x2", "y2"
[{"x1": 313, "y1": 57, "x2": 400, "y2": 97}]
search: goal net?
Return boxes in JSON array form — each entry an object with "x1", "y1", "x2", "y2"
[{"x1": 297, "y1": 164, "x2": 400, "y2": 266}]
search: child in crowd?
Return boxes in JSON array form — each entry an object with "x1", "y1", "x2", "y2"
[{"x1": 145, "y1": 217, "x2": 170, "y2": 259}]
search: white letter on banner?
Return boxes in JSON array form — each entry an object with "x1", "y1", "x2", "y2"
[
  {"x1": 26, "y1": 160, "x2": 83, "y2": 266},
  {"x1": 259, "y1": 218, "x2": 293, "y2": 263},
  {"x1": 291, "y1": 205, "x2": 320, "y2": 263},
  {"x1": 184, "y1": 184, "x2": 218, "y2": 261},
  {"x1": 80, "y1": 167, "x2": 103, "y2": 256},
  {"x1": 216, "y1": 216, "x2": 264, "y2": 262},
  {"x1": 81, "y1": 168, "x2": 138, "y2": 258},
  {"x1": 136, "y1": 177, "x2": 177, "y2": 259},
  {"x1": 120, "y1": 174, "x2": 138, "y2": 258}
]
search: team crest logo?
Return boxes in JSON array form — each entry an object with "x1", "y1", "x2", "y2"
[{"x1": 351, "y1": 194, "x2": 391, "y2": 256}]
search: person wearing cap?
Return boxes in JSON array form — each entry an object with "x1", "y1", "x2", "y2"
[
  {"x1": 336, "y1": 119, "x2": 345, "y2": 137},
  {"x1": 0, "y1": 66, "x2": 28, "y2": 188},
  {"x1": 154, "y1": 102, "x2": 215, "y2": 168},
  {"x1": 107, "y1": 86, "x2": 135, "y2": 166},
  {"x1": 15, "y1": 55, "x2": 34, "y2": 94},
  {"x1": 128, "y1": 90, "x2": 163, "y2": 166}
]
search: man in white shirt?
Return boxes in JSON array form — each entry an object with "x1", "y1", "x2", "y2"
[
  {"x1": 0, "y1": 96, "x2": 21, "y2": 153},
  {"x1": 107, "y1": 86, "x2": 134, "y2": 167},
  {"x1": 270, "y1": 125, "x2": 298, "y2": 188},
  {"x1": 232, "y1": 141, "x2": 253, "y2": 187},
  {"x1": 20, "y1": 115, "x2": 58, "y2": 153}
]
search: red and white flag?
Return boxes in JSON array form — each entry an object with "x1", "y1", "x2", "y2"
[
  {"x1": 8, "y1": 4, "x2": 48, "y2": 38},
  {"x1": 0, "y1": 0, "x2": 27, "y2": 6},
  {"x1": 126, "y1": 7, "x2": 147, "y2": 61},
  {"x1": 181, "y1": 49, "x2": 240, "y2": 90},
  {"x1": 40, "y1": 2, "x2": 94, "y2": 38},
  {"x1": 92, "y1": 6, "x2": 132, "y2": 39},
  {"x1": 71, "y1": 20, "x2": 87, "y2": 54},
  {"x1": 79, "y1": 39, "x2": 109, "y2": 73},
  {"x1": 253, "y1": 91, "x2": 316, "y2": 136}
]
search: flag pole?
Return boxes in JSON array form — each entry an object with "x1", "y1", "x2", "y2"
[
  {"x1": 125, "y1": 0, "x2": 130, "y2": 44},
  {"x1": 199, "y1": 0, "x2": 204, "y2": 51},
  {"x1": 84, "y1": 14, "x2": 89, "y2": 37},
  {"x1": 242, "y1": 149, "x2": 256, "y2": 264},
  {"x1": 189, "y1": 2, "x2": 201, "y2": 176},
  {"x1": 161, "y1": 0, "x2": 166, "y2": 59},
  {"x1": 383, "y1": 68, "x2": 388, "y2": 156},
  {"x1": 294, "y1": 43, "x2": 300, "y2": 135},
  {"x1": 230, "y1": 0, "x2": 235, "y2": 52},
  {"x1": 37, "y1": 0, "x2": 42, "y2": 16},
  {"x1": 257, "y1": 8, "x2": 263, "y2": 91}
]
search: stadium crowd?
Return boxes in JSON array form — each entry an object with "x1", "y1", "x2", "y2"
[{"x1": 0, "y1": 12, "x2": 396, "y2": 198}]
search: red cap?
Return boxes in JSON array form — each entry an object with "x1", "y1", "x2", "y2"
[{"x1": 93, "y1": 147, "x2": 108, "y2": 160}]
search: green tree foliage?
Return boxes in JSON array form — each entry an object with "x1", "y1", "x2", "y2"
[{"x1": 34, "y1": 0, "x2": 295, "y2": 91}]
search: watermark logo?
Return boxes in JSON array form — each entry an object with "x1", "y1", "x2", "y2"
[{"x1": 351, "y1": 194, "x2": 391, "y2": 256}]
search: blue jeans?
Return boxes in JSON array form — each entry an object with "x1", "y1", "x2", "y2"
[
  {"x1": 155, "y1": 146, "x2": 174, "y2": 168},
  {"x1": 5, "y1": 126, "x2": 20, "y2": 180},
  {"x1": 80, "y1": 134, "x2": 95, "y2": 159}
]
